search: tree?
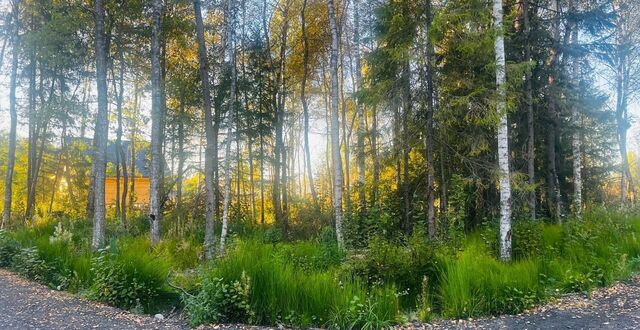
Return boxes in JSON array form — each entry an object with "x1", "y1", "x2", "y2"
[
  {"x1": 327, "y1": 0, "x2": 343, "y2": 247},
  {"x1": 522, "y1": 0, "x2": 536, "y2": 220},
  {"x1": 193, "y1": 0, "x2": 218, "y2": 259},
  {"x1": 301, "y1": 0, "x2": 319, "y2": 210},
  {"x1": 2, "y1": 0, "x2": 20, "y2": 229},
  {"x1": 149, "y1": 0, "x2": 165, "y2": 245},
  {"x1": 493, "y1": 0, "x2": 511, "y2": 261},
  {"x1": 91, "y1": 0, "x2": 109, "y2": 250},
  {"x1": 422, "y1": 0, "x2": 436, "y2": 237},
  {"x1": 353, "y1": 0, "x2": 366, "y2": 215},
  {"x1": 220, "y1": 0, "x2": 238, "y2": 252}
]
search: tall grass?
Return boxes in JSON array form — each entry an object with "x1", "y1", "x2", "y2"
[
  {"x1": 438, "y1": 240, "x2": 542, "y2": 317},
  {"x1": 192, "y1": 240, "x2": 399, "y2": 327}
]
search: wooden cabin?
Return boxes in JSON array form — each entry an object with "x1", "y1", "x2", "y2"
[
  {"x1": 105, "y1": 177, "x2": 151, "y2": 206},
  {"x1": 69, "y1": 137, "x2": 153, "y2": 207},
  {"x1": 103, "y1": 142, "x2": 152, "y2": 206}
]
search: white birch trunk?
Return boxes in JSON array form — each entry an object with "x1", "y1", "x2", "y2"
[
  {"x1": 327, "y1": 0, "x2": 344, "y2": 248},
  {"x1": 493, "y1": 0, "x2": 512, "y2": 261},
  {"x1": 570, "y1": 29, "x2": 582, "y2": 217}
]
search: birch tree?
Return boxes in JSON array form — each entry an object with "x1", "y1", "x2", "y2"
[{"x1": 493, "y1": 0, "x2": 512, "y2": 261}]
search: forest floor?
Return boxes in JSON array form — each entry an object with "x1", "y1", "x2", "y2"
[{"x1": 2, "y1": 268, "x2": 640, "y2": 330}]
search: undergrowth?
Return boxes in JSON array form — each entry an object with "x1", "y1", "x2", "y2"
[{"x1": 1, "y1": 210, "x2": 640, "y2": 327}]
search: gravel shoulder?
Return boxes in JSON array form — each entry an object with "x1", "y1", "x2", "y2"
[
  {"x1": 0, "y1": 269, "x2": 189, "y2": 330},
  {"x1": 401, "y1": 275, "x2": 640, "y2": 330}
]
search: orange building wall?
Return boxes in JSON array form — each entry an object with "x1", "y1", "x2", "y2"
[{"x1": 105, "y1": 177, "x2": 150, "y2": 205}]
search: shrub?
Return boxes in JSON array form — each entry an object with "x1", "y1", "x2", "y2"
[
  {"x1": 0, "y1": 231, "x2": 20, "y2": 267},
  {"x1": 184, "y1": 271, "x2": 255, "y2": 326},
  {"x1": 341, "y1": 231, "x2": 437, "y2": 308},
  {"x1": 11, "y1": 247, "x2": 52, "y2": 283},
  {"x1": 90, "y1": 241, "x2": 170, "y2": 313}
]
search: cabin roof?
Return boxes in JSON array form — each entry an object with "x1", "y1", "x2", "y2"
[{"x1": 65, "y1": 137, "x2": 152, "y2": 177}]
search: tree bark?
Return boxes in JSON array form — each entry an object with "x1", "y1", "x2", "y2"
[
  {"x1": 92, "y1": 0, "x2": 110, "y2": 250},
  {"x1": 493, "y1": 0, "x2": 512, "y2": 261},
  {"x1": 567, "y1": 11, "x2": 582, "y2": 217},
  {"x1": 327, "y1": 0, "x2": 344, "y2": 247}
]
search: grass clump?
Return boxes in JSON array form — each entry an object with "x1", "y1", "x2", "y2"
[
  {"x1": 186, "y1": 240, "x2": 399, "y2": 328},
  {"x1": 438, "y1": 240, "x2": 543, "y2": 318}
]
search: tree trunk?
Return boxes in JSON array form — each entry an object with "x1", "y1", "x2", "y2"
[
  {"x1": 523, "y1": 0, "x2": 536, "y2": 220},
  {"x1": 340, "y1": 55, "x2": 351, "y2": 216},
  {"x1": 113, "y1": 40, "x2": 126, "y2": 223},
  {"x1": 423, "y1": 0, "x2": 436, "y2": 238},
  {"x1": 493, "y1": 0, "x2": 512, "y2": 261},
  {"x1": 220, "y1": 0, "x2": 237, "y2": 252},
  {"x1": 371, "y1": 104, "x2": 379, "y2": 209},
  {"x1": 92, "y1": 0, "x2": 110, "y2": 250},
  {"x1": 129, "y1": 81, "x2": 138, "y2": 212},
  {"x1": 402, "y1": 63, "x2": 412, "y2": 234},
  {"x1": 351, "y1": 0, "x2": 367, "y2": 217},
  {"x1": 149, "y1": 0, "x2": 164, "y2": 245},
  {"x1": 547, "y1": 0, "x2": 563, "y2": 221},
  {"x1": 327, "y1": 0, "x2": 344, "y2": 247},
  {"x1": 568, "y1": 13, "x2": 582, "y2": 217},
  {"x1": 301, "y1": 0, "x2": 319, "y2": 209},
  {"x1": 1, "y1": 0, "x2": 19, "y2": 229},
  {"x1": 193, "y1": 0, "x2": 218, "y2": 259}
]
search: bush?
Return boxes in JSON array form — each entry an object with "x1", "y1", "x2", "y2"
[
  {"x1": 341, "y1": 231, "x2": 438, "y2": 308},
  {"x1": 0, "y1": 231, "x2": 20, "y2": 267},
  {"x1": 184, "y1": 271, "x2": 255, "y2": 326},
  {"x1": 11, "y1": 247, "x2": 52, "y2": 283},
  {"x1": 90, "y1": 240, "x2": 170, "y2": 313}
]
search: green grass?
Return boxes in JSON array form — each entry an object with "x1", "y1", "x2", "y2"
[
  {"x1": 3, "y1": 210, "x2": 640, "y2": 327},
  {"x1": 192, "y1": 240, "x2": 400, "y2": 327}
]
